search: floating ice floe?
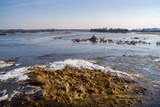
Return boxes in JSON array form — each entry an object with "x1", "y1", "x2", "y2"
[
  {"x1": 0, "y1": 89, "x2": 8, "y2": 101},
  {"x1": 0, "y1": 67, "x2": 30, "y2": 81},
  {"x1": 0, "y1": 61, "x2": 14, "y2": 68}
]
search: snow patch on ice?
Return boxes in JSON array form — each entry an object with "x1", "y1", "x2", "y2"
[
  {"x1": 131, "y1": 74, "x2": 145, "y2": 78},
  {"x1": 0, "y1": 67, "x2": 30, "y2": 81},
  {"x1": 153, "y1": 59, "x2": 160, "y2": 62},
  {"x1": 48, "y1": 59, "x2": 105, "y2": 71},
  {"x1": 104, "y1": 66, "x2": 132, "y2": 78},
  {"x1": 0, "y1": 59, "x2": 134, "y2": 82},
  {"x1": 15, "y1": 63, "x2": 21, "y2": 66},
  {"x1": 153, "y1": 81, "x2": 160, "y2": 85},
  {"x1": 0, "y1": 61, "x2": 14, "y2": 68},
  {"x1": 0, "y1": 89, "x2": 8, "y2": 101},
  {"x1": 47, "y1": 59, "x2": 131, "y2": 78}
]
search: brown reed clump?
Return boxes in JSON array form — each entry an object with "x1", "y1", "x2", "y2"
[{"x1": 10, "y1": 66, "x2": 146, "y2": 107}]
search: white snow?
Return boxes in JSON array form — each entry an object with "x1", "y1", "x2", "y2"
[
  {"x1": 1, "y1": 59, "x2": 135, "y2": 102},
  {"x1": 0, "y1": 67, "x2": 30, "y2": 81},
  {"x1": 104, "y1": 66, "x2": 132, "y2": 78},
  {"x1": 24, "y1": 85, "x2": 41, "y2": 95},
  {"x1": 9, "y1": 90, "x2": 21, "y2": 101},
  {"x1": 0, "y1": 61, "x2": 14, "y2": 68},
  {"x1": 47, "y1": 59, "x2": 131, "y2": 78},
  {"x1": 153, "y1": 80, "x2": 160, "y2": 85},
  {"x1": 9, "y1": 85, "x2": 41, "y2": 101},
  {"x1": 48, "y1": 59, "x2": 105, "y2": 71},
  {"x1": 15, "y1": 63, "x2": 21, "y2": 66},
  {"x1": 153, "y1": 59, "x2": 160, "y2": 62},
  {"x1": 0, "y1": 59, "x2": 133, "y2": 82},
  {"x1": 0, "y1": 89, "x2": 8, "y2": 101}
]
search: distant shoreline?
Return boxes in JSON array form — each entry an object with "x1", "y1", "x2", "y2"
[{"x1": 136, "y1": 32, "x2": 160, "y2": 36}]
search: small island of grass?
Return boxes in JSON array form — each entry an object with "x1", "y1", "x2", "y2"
[{"x1": 9, "y1": 66, "x2": 146, "y2": 107}]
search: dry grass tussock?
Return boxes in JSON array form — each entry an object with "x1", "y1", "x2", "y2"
[{"x1": 11, "y1": 66, "x2": 146, "y2": 107}]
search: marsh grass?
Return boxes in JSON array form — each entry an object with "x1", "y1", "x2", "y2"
[
  {"x1": 11, "y1": 66, "x2": 146, "y2": 107},
  {"x1": 5, "y1": 58, "x2": 18, "y2": 63},
  {"x1": 72, "y1": 36, "x2": 150, "y2": 45}
]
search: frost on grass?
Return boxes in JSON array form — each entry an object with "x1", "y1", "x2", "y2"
[{"x1": 0, "y1": 67, "x2": 30, "y2": 81}]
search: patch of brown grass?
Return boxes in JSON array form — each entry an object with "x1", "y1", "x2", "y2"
[
  {"x1": 5, "y1": 58, "x2": 18, "y2": 63},
  {"x1": 11, "y1": 66, "x2": 146, "y2": 107}
]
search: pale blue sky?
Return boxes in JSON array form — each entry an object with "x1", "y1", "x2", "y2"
[{"x1": 0, "y1": 0, "x2": 160, "y2": 29}]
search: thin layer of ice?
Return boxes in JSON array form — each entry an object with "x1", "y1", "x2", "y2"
[
  {"x1": 0, "y1": 67, "x2": 30, "y2": 81},
  {"x1": 0, "y1": 89, "x2": 8, "y2": 101},
  {"x1": 15, "y1": 63, "x2": 21, "y2": 66},
  {"x1": 104, "y1": 66, "x2": 132, "y2": 78},
  {"x1": 0, "y1": 61, "x2": 14, "y2": 68}
]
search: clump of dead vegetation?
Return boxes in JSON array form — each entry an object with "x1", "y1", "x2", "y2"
[
  {"x1": 5, "y1": 58, "x2": 18, "y2": 63},
  {"x1": 156, "y1": 41, "x2": 160, "y2": 46},
  {"x1": 72, "y1": 35, "x2": 98, "y2": 43},
  {"x1": 10, "y1": 66, "x2": 146, "y2": 107},
  {"x1": 72, "y1": 35, "x2": 150, "y2": 45}
]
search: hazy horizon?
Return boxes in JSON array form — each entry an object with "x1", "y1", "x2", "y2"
[{"x1": 0, "y1": 0, "x2": 160, "y2": 29}]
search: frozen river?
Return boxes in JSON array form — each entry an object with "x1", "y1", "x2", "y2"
[{"x1": 0, "y1": 32, "x2": 160, "y2": 106}]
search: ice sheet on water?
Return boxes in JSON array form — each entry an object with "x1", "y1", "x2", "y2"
[
  {"x1": 0, "y1": 61, "x2": 14, "y2": 68},
  {"x1": 0, "y1": 67, "x2": 30, "y2": 81}
]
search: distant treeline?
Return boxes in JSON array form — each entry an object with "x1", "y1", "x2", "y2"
[
  {"x1": 90, "y1": 28, "x2": 160, "y2": 33},
  {"x1": 0, "y1": 29, "x2": 54, "y2": 34},
  {"x1": 90, "y1": 28, "x2": 129, "y2": 33}
]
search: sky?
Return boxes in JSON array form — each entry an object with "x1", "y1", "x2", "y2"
[{"x1": 0, "y1": 0, "x2": 160, "y2": 29}]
